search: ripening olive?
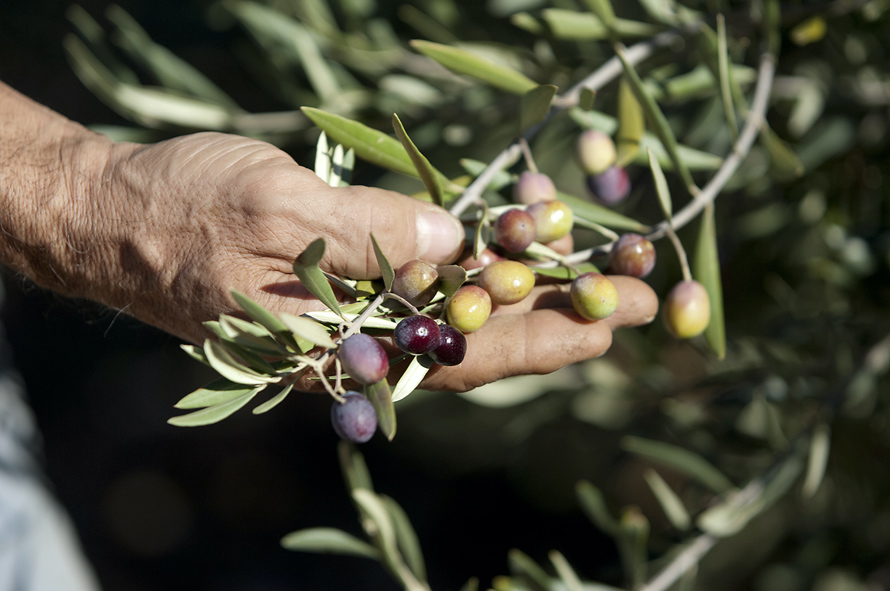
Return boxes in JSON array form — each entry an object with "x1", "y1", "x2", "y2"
[
  {"x1": 478, "y1": 260, "x2": 536, "y2": 306},
  {"x1": 570, "y1": 272, "x2": 619, "y2": 320},
  {"x1": 446, "y1": 285, "x2": 492, "y2": 333},
  {"x1": 663, "y1": 280, "x2": 710, "y2": 339}
]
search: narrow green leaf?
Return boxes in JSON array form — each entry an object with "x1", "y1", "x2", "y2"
[
  {"x1": 541, "y1": 9, "x2": 659, "y2": 40},
  {"x1": 366, "y1": 379, "x2": 396, "y2": 441},
  {"x1": 761, "y1": 125, "x2": 805, "y2": 180},
  {"x1": 180, "y1": 343, "x2": 210, "y2": 367},
  {"x1": 383, "y1": 496, "x2": 427, "y2": 582},
  {"x1": 558, "y1": 191, "x2": 649, "y2": 232},
  {"x1": 616, "y1": 76, "x2": 644, "y2": 167},
  {"x1": 643, "y1": 469, "x2": 691, "y2": 530},
  {"x1": 621, "y1": 436, "x2": 735, "y2": 494},
  {"x1": 391, "y1": 355, "x2": 434, "y2": 402},
  {"x1": 532, "y1": 262, "x2": 599, "y2": 280},
  {"x1": 338, "y1": 441, "x2": 374, "y2": 492},
  {"x1": 693, "y1": 202, "x2": 726, "y2": 359},
  {"x1": 204, "y1": 340, "x2": 278, "y2": 385},
  {"x1": 175, "y1": 378, "x2": 258, "y2": 409},
  {"x1": 618, "y1": 507, "x2": 650, "y2": 589},
  {"x1": 292, "y1": 238, "x2": 343, "y2": 317},
  {"x1": 371, "y1": 233, "x2": 396, "y2": 291},
  {"x1": 219, "y1": 315, "x2": 290, "y2": 357},
  {"x1": 550, "y1": 551, "x2": 584, "y2": 591},
  {"x1": 252, "y1": 382, "x2": 295, "y2": 415},
  {"x1": 392, "y1": 114, "x2": 444, "y2": 206},
  {"x1": 647, "y1": 147, "x2": 673, "y2": 224},
  {"x1": 579, "y1": 88, "x2": 596, "y2": 111},
  {"x1": 230, "y1": 290, "x2": 289, "y2": 334},
  {"x1": 460, "y1": 158, "x2": 514, "y2": 191},
  {"x1": 581, "y1": 0, "x2": 616, "y2": 31},
  {"x1": 302, "y1": 107, "x2": 417, "y2": 177},
  {"x1": 802, "y1": 422, "x2": 831, "y2": 498},
  {"x1": 616, "y1": 48, "x2": 695, "y2": 191},
  {"x1": 410, "y1": 40, "x2": 537, "y2": 95},
  {"x1": 352, "y1": 489, "x2": 397, "y2": 553},
  {"x1": 306, "y1": 310, "x2": 399, "y2": 330},
  {"x1": 764, "y1": 0, "x2": 781, "y2": 56},
  {"x1": 520, "y1": 84, "x2": 557, "y2": 132},
  {"x1": 576, "y1": 480, "x2": 620, "y2": 535},
  {"x1": 315, "y1": 131, "x2": 331, "y2": 183},
  {"x1": 716, "y1": 15, "x2": 739, "y2": 142},
  {"x1": 167, "y1": 388, "x2": 261, "y2": 427},
  {"x1": 279, "y1": 313, "x2": 337, "y2": 349},
  {"x1": 508, "y1": 549, "x2": 551, "y2": 591},
  {"x1": 436, "y1": 265, "x2": 468, "y2": 298},
  {"x1": 281, "y1": 527, "x2": 380, "y2": 559}
]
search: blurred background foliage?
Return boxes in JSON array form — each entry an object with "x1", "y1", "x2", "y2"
[{"x1": 1, "y1": 0, "x2": 890, "y2": 589}]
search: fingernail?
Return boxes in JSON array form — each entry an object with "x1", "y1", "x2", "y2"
[{"x1": 416, "y1": 209, "x2": 464, "y2": 263}]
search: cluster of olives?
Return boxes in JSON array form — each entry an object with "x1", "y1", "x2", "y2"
[{"x1": 331, "y1": 129, "x2": 712, "y2": 444}]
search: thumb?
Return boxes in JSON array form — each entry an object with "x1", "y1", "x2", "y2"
[{"x1": 320, "y1": 185, "x2": 465, "y2": 279}]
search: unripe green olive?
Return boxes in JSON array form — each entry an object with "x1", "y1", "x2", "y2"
[
  {"x1": 513, "y1": 171, "x2": 557, "y2": 205},
  {"x1": 576, "y1": 130, "x2": 617, "y2": 176},
  {"x1": 527, "y1": 200, "x2": 574, "y2": 243},
  {"x1": 392, "y1": 260, "x2": 439, "y2": 307},
  {"x1": 446, "y1": 285, "x2": 492, "y2": 333},
  {"x1": 478, "y1": 260, "x2": 536, "y2": 306},
  {"x1": 570, "y1": 272, "x2": 619, "y2": 320},
  {"x1": 663, "y1": 280, "x2": 710, "y2": 339}
]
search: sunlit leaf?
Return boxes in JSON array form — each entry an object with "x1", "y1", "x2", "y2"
[
  {"x1": 520, "y1": 84, "x2": 557, "y2": 132},
  {"x1": 576, "y1": 480, "x2": 619, "y2": 535},
  {"x1": 616, "y1": 48, "x2": 695, "y2": 191},
  {"x1": 204, "y1": 340, "x2": 279, "y2": 385},
  {"x1": 643, "y1": 469, "x2": 691, "y2": 530},
  {"x1": 306, "y1": 310, "x2": 399, "y2": 330},
  {"x1": 302, "y1": 107, "x2": 417, "y2": 177},
  {"x1": 315, "y1": 131, "x2": 331, "y2": 182},
  {"x1": 219, "y1": 315, "x2": 290, "y2": 356},
  {"x1": 508, "y1": 549, "x2": 550, "y2": 591},
  {"x1": 230, "y1": 290, "x2": 288, "y2": 334},
  {"x1": 175, "y1": 378, "x2": 259, "y2": 409},
  {"x1": 167, "y1": 388, "x2": 261, "y2": 427},
  {"x1": 693, "y1": 202, "x2": 726, "y2": 358},
  {"x1": 279, "y1": 313, "x2": 337, "y2": 349},
  {"x1": 252, "y1": 382, "x2": 296, "y2": 415},
  {"x1": 280, "y1": 527, "x2": 380, "y2": 559},
  {"x1": 180, "y1": 343, "x2": 210, "y2": 367},
  {"x1": 383, "y1": 495, "x2": 427, "y2": 581},
  {"x1": 366, "y1": 379, "x2": 396, "y2": 441},
  {"x1": 550, "y1": 550, "x2": 583, "y2": 591},
  {"x1": 410, "y1": 40, "x2": 537, "y2": 95},
  {"x1": 616, "y1": 76, "x2": 644, "y2": 166},
  {"x1": 292, "y1": 238, "x2": 343, "y2": 317},
  {"x1": 391, "y1": 355, "x2": 434, "y2": 403},
  {"x1": 581, "y1": 0, "x2": 615, "y2": 31},
  {"x1": 540, "y1": 9, "x2": 659, "y2": 40},
  {"x1": 352, "y1": 489, "x2": 398, "y2": 555},
  {"x1": 621, "y1": 436, "x2": 735, "y2": 494},
  {"x1": 392, "y1": 114, "x2": 445, "y2": 206},
  {"x1": 802, "y1": 422, "x2": 831, "y2": 498}
]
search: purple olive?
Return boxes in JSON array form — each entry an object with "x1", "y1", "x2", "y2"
[{"x1": 331, "y1": 391, "x2": 377, "y2": 443}]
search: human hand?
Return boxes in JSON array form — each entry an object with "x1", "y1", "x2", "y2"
[{"x1": 71, "y1": 132, "x2": 655, "y2": 393}]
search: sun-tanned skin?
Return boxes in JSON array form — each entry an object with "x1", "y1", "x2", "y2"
[{"x1": 0, "y1": 80, "x2": 658, "y2": 394}]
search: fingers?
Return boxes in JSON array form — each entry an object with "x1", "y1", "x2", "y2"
[
  {"x1": 418, "y1": 275, "x2": 658, "y2": 392},
  {"x1": 316, "y1": 185, "x2": 465, "y2": 280}
]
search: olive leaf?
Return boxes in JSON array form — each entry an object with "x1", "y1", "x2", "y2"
[
  {"x1": 370, "y1": 233, "x2": 396, "y2": 291},
  {"x1": 382, "y1": 495, "x2": 427, "y2": 582},
  {"x1": 539, "y1": 9, "x2": 659, "y2": 41},
  {"x1": 533, "y1": 262, "x2": 599, "y2": 280},
  {"x1": 616, "y1": 76, "x2": 644, "y2": 167},
  {"x1": 338, "y1": 440, "x2": 375, "y2": 493},
  {"x1": 693, "y1": 202, "x2": 727, "y2": 359},
  {"x1": 292, "y1": 238, "x2": 343, "y2": 317},
  {"x1": 180, "y1": 343, "x2": 211, "y2": 367},
  {"x1": 204, "y1": 339, "x2": 279, "y2": 385},
  {"x1": 549, "y1": 551, "x2": 584, "y2": 591},
  {"x1": 621, "y1": 436, "x2": 735, "y2": 494},
  {"x1": 391, "y1": 355, "x2": 434, "y2": 403},
  {"x1": 174, "y1": 378, "x2": 260, "y2": 409},
  {"x1": 302, "y1": 107, "x2": 417, "y2": 177},
  {"x1": 508, "y1": 549, "x2": 551, "y2": 591},
  {"x1": 648, "y1": 147, "x2": 673, "y2": 225},
  {"x1": 167, "y1": 388, "x2": 263, "y2": 427},
  {"x1": 280, "y1": 527, "x2": 381, "y2": 559},
  {"x1": 576, "y1": 480, "x2": 620, "y2": 535},
  {"x1": 410, "y1": 40, "x2": 537, "y2": 95},
  {"x1": 643, "y1": 469, "x2": 691, "y2": 530},
  {"x1": 436, "y1": 265, "x2": 468, "y2": 298},
  {"x1": 520, "y1": 84, "x2": 557, "y2": 132},
  {"x1": 578, "y1": 87, "x2": 596, "y2": 111},
  {"x1": 617, "y1": 48, "x2": 696, "y2": 191},
  {"x1": 392, "y1": 114, "x2": 445, "y2": 206},
  {"x1": 581, "y1": 0, "x2": 616, "y2": 32},
  {"x1": 558, "y1": 191, "x2": 649, "y2": 232},
  {"x1": 252, "y1": 382, "x2": 296, "y2": 415},
  {"x1": 218, "y1": 315, "x2": 290, "y2": 357},
  {"x1": 279, "y1": 313, "x2": 337, "y2": 349},
  {"x1": 802, "y1": 422, "x2": 831, "y2": 498},
  {"x1": 366, "y1": 379, "x2": 396, "y2": 441}
]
